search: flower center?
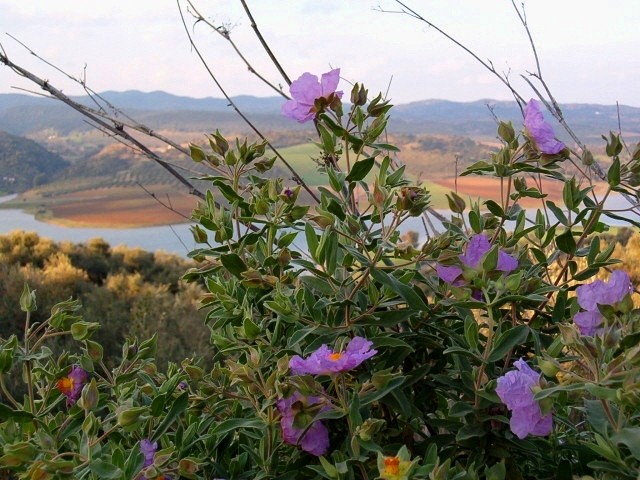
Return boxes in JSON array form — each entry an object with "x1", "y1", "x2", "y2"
[
  {"x1": 57, "y1": 377, "x2": 74, "y2": 394},
  {"x1": 384, "y1": 456, "x2": 400, "y2": 475},
  {"x1": 328, "y1": 352, "x2": 343, "y2": 361}
]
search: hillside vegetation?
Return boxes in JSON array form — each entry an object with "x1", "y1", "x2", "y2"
[
  {"x1": 0, "y1": 230, "x2": 209, "y2": 368},
  {"x1": 0, "y1": 130, "x2": 68, "y2": 194}
]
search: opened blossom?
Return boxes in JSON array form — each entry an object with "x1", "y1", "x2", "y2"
[
  {"x1": 277, "y1": 391, "x2": 330, "y2": 456},
  {"x1": 524, "y1": 99, "x2": 565, "y2": 154},
  {"x1": 140, "y1": 439, "x2": 157, "y2": 468},
  {"x1": 282, "y1": 68, "x2": 343, "y2": 123},
  {"x1": 436, "y1": 234, "x2": 518, "y2": 285},
  {"x1": 289, "y1": 336, "x2": 377, "y2": 375},
  {"x1": 56, "y1": 365, "x2": 88, "y2": 406},
  {"x1": 574, "y1": 270, "x2": 633, "y2": 336},
  {"x1": 496, "y1": 359, "x2": 553, "y2": 439}
]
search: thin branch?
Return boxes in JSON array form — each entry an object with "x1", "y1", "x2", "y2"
[
  {"x1": 176, "y1": 0, "x2": 320, "y2": 203},
  {"x1": 185, "y1": 0, "x2": 289, "y2": 99},
  {"x1": 6, "y1": 34, "x2": 198, "y2": 160},
  {"x1": 239, "y1": 0, "x2": 292, "y2": 86},
  {"x1": 136, "y1": 182, "x2": 192, "y2": 222},
  {"x1": 382, "y1": 0, "x2": 526, "y2": 106},
  {"x1": 0, "y1": 47, "x2": 207, "y2": 201}
]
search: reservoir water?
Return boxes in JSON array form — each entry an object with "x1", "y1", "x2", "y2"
[{"x1": 1, "y1": 193, "x2": 638, "y2": 257}]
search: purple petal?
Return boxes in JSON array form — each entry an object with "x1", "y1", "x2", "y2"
[
  {"x1": 601, "y1": 270, "x2": 632, "y2": 305},
  {"x1": 299, "y1": 420, "x2": 330, "y2": 456},
  {"x1": 496, "y1": 360, "x2": 537, "y2": 410},
  {"x1": 436, "y1": 264, "x2": 463, "y2": 283},
  {"x1": 574, "y1": 311, "x2": 603, "y2": 336},
  {"x1": 277, "y1": 392, "x2": 330, "y2": 456},
  {"x1": 497, "y1": 251, "x2": 518, "y2": 273},
  {"x1": 282, "y1": 99, "x2": 314, "y2": 123},
  {"x1": 289, "y1": 337, "x2": 376, "y2": 375},
  {"x1": 524, "y1": 99, "x2": 565, "y2": 155},
  {"x1": 496, "y1": 359, "x2": 552, "y2": 439},
  {"x1": 290, "y1": 72, "x2": 322, "y2": 104},
  {"x1": 290, "y1": 345, "x2": 333, "y2": 375},
  {"x1": 140, "y1": 439, "x2": 157, "y2": 467},
  {"x1": 510, "y1": 406, "x2": 552, "y2": 439},
  {"x1": 320, "y1": 68, "x2": 341, "y2": 96},
  {"x1": 460, "y1": 234, "x2": 490, "y2": 268},
  {"x1": 577, "y1": 270, "x2": 632, "y2": 311}
]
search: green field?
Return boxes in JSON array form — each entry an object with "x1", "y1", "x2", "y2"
[{"x1": 276, "y1": 143, "x2": 460, "y2": 209}]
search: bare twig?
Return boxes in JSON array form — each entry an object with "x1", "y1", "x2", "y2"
[
  {"x1": 0, "y1": 46, "x2": 207, "y2": 201},
  {"x1": 136, "y1": 182, "x2": 192, "y2": 222},
  {"x1": 176, "y1": 0, "x2": 320, "y2": 203},
  {"x1": 185, "y1": 0, "x2": 289, "y2": 98},
  {"x1": 380, "y1": 1, "x2": 526, "y2": 107},
  {"x1": 238, "y1": 0, "x2": 292, "y2": 86}
]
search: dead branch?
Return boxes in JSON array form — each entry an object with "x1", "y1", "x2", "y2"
[
  {"x1": 186, "y1": 0, "x2": 289, "y2": 98},
  {"x1": 176, "y1": 0, "x2": 320, "y2": 203}
]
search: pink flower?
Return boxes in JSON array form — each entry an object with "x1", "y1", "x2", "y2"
[
  {"x1": 282, "y1": 68, "x2": 343, "y2": 123},
  {"x1": 573, "y1": 270, "x2": 633, "y2": 336},
  {"x1": 289, "y1": 336, "x2": 377, "y2": 375},
  {"x1": 140, "y1": 439, "x2": 157, "y2": 468},
  {"x1": 277, "y1": 391, "x2": 330, "y2": 456},
  {"x1": 496, "y1": 359, "x2": 553, "y2": 439},
  {"x1": 436, "y1": 234, "x2": 517, "y2": 284},
  {"x1": 523, "y1": 99, "x2": 565, "y2": 154},
  {"x1": 56, "y1": 365, "x2": 88, "y2": 407}
]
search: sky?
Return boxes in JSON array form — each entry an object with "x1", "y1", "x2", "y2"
[{"x1": 1, "y1": 0, "x2": 639, "y2": 107}]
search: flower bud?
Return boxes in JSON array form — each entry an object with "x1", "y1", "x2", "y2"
[
  {"x1": 19, "y1": 283, "x2": 37, "y2": 313},
  {"x1": 117, "y1": 407, "x2": 148, "y2": 427}
]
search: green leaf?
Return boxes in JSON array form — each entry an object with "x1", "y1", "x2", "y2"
[
  {"x1": 545, "y1": 200, "x2": 568, "y2": 226},
  {"x1": 455, "y1": 424, "x2": 485, "y2": 441},
  {"x1": 360, "y1": 376, "x2": 406, "y2": 405},
  {"x1": 607, "y1": 157, "x2": 621, "y2": 186},
  {"x1": 612, "y1": 427, "x2": 640, "y2": 460},
  {"x1": 482, "y1": 245, "x2": 499, "y2": 272},
  {"x1": 487, "y1": 326, "x2": 529, "y2": 362},
  {"x1": 278, "y1": 231, "x2": 298, "y2": 248},
  {"x1": 220, "y1": 254, "x2": 247, "y2": 278},
  {"x1": 305, "y1": 223, "x2": 319, "y2": 261},
  {"x1": 370, "y1": 269, "x2": 428, "y2": 311},
  {"x1": 370, "y1": 336, "x2": 414, "y2": 351},
  {"x1": 89, "y1": 460, "x2": 123, "y2": 479},
  {"x1": 151, "y1": 392, "x2": 188, "y2": 442},
  {"x1": 210, "y1": 418, "x2": 264, "y2": 437},
  {"x1": 556, "y1": 230, "x2": 576, "y2": 255},
  {"x1": 346, "y1": 157, "x2": 375, "y2": 182}
]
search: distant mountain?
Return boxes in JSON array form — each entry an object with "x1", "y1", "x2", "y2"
[
  {"x1": 390, "y1": 99, "x2": 640, "y2": 141},
  {"x1": 0, "y1": 130, "x2": 69, "y2": 193},
  {"x1": 1, "y1": 91, "x2": 639, "y2": 141}
]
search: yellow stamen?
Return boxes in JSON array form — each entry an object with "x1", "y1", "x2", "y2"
[
  {"x1": 57, "y1": 377, "x2": 74, "y2": 394},
  {"x1": 384, "y1": 456, "x2": 400, "y2": 475},
  {"x1": 328, "y1": 352, "x2": 343, "y2": 361}
]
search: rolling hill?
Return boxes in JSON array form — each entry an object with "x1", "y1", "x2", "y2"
[
  {"x1": 1, "y1": 91, "x2": 639, "y2": 142},
  {"x1": 0, "y1": 130, "x2": 69, "y2": 194}
]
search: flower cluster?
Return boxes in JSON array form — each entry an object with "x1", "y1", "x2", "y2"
[
  {"x1": 56, "y1": 365, "x2": 88, "y2": 407},
  {"x1": 278, "y1": 337, "x2": 377, "y2": 455},
  {"x1": 523, "y1": 99, "x2": 565, "y2": 154},
  {"x1": 282, "y1": 68, "x2": 342, "y2": 123},
  {"x1": 436, "y1": 234, "x2": 518, "y2": 285},
  {"x1": 289, "y1": 336, "x2": 377, "y2": 375},
  {"x1": 574, "y1": 270, "x2": 633, "y2": 336},
  {"x1": 496, "y1": 359, "x2": 553, "y2": 439}
]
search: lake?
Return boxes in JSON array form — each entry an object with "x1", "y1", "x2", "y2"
[
  {"x1": 0, "y1": 195, "x2": 197, "y2": 256},
  {"x1": 1, "y1": 193, "x2": 638, "y2": 257}
]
